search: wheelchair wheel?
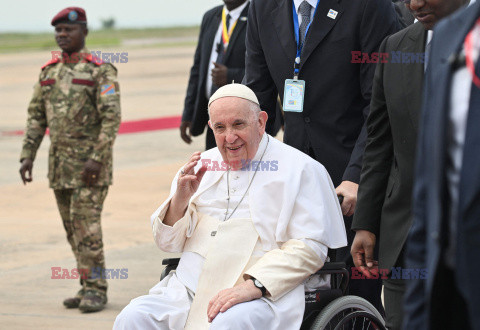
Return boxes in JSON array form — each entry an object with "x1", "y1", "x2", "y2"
[
  {"x1": 333, "y1": 311, "x2": 385, "y2": 330},
  {"x1": 310, "y1": 295, "x2": 386, "y2": 330}
]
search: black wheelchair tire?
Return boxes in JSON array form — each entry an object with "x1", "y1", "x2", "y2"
[
  {"x1": 310, "y1": 295, "x2": 385, "y2": 330},
  {"x1": 332, "y1": 310, "x2": 386, "y2": 330}
]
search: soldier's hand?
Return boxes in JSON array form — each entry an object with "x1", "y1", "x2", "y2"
[
  {"x1": 211, "y1": 62, "x2": 228, "y2": 87},
  {"x1": 19, "y1": 158, "x2": 33, "y2": 185},
  {"x1": 82, "y1": 159, "x2": 102, "y2": 187},
  {"x1": 180, "y1": 121, "x2": 192, "y2": 144}
]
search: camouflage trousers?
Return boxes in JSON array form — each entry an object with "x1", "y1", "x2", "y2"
[{"x1": 54, "y1": 186, "x2": 109, "y2": 296}]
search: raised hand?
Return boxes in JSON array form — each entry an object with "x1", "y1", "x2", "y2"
[{"x1": 163, "y1": 152, "x2": 207, "y2": 226}]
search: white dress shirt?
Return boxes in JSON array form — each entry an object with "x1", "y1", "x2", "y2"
[
  {"x1": 293, "y1": 0, "x2": 317, "y2": 25},
  {"x1": 445, "y1": 44, "x2": 476, "y2": 267},
  {"x1": 425, "y1": 30, "x2": 433, "y2": 71},
  {"x1": 205, "y1": 1, "x2": 249, "y2": 98}
]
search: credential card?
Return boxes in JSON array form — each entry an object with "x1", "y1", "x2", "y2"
[{"x1": 283, "y1": 79, "x2": 305, "y2": 112}]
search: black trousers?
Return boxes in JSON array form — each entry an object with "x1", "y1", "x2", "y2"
[
  {"x1": 383, "y1": 277, "x2": 405, "y2": 330},
  {"x1": 334, "y1": 215, "x2": 385, "y2": 316},
  {"x1": 430, "y1": 262, "x2": 472, "y2": 329}
]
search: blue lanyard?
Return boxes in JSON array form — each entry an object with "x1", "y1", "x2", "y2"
[{"x1": 292, "y1": 0, "x2": 320, "y2": 78}]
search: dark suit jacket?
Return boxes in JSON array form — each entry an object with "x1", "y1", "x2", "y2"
[
  {"x1": 404, "y1": 2, "x2": 480, "y2": 329},
  {"x1": 393, "y1": 1, "x2": 414, "y2": 27},
  {"x1": 182, "y1": 4, "x2": 249, "y2": 136},
  {"x1": 244, "y1": 0, "x2": 401, "y2": 185},
  {"x1": 352, "y1": 22, "x2": 427, "y2": 270}
]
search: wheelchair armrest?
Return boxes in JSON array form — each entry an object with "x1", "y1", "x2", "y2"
[
  {"x1": 160, "y1": 258, "x2": 181, "y2": 281},
  {"x1": 314, "y1": 261, "x2": 349, "y2": 295},
  {"x1": 162, "y1": 258, "x2": 180, "y2": 266},
  {"x1": 317, "y1": 262, "x2": 346, "y2": 272}
]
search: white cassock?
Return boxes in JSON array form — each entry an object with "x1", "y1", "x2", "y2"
[{"x1": 114, "y1": 134, "x2": 347, "y2": 330}]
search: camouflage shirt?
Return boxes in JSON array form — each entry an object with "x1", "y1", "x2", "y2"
[{"x1": 20, "y1": 48, "x2": 121, "y2": 189}]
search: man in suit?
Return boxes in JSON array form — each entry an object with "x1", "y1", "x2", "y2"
[
  {"x1": 350, "y1": 0, "x2": 469, "y2": 329},
  {"x1": 243, "y1": 0, "x2": 401, "y2": 310},
  {"x1": 180, "y1": 0, "x2": 249, "y2": 150},
  {"x1": 404, "y1": 1, "x2": 479, "y2": 329}
]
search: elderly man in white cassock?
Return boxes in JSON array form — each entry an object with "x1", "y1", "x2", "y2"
[{"x1": 113, "y1": 84, "x2": 347, "y2": 330}]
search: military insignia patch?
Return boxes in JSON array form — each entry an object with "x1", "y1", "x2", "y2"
[{"x1": 101, "y1": 83, "x2": 115, "y2": 95}]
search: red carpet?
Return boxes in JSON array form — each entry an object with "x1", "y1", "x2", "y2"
[{"x1": 2, "y1": 115, "x2": 182, "y2": 136}]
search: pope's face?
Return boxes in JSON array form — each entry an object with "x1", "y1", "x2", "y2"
[
  {"x1": 54, "y1": 23, "x2": 87, "y2": 54},
  {"x1": 208, "y1": 97, "x2": 268, "y2": 170},
  {"x1": 406, "y1": 0, "x2": 467, "y2": 30}
]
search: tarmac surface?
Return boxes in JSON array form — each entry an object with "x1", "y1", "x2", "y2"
[{"x1": 0, "y1": 45, "x2": 208, "y2": 329}]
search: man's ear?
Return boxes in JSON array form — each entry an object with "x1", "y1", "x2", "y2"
[
  {"x1": 208, "y1": 120, "x2": 212, "y2": 129},
  {"x1": 258, "y1": 111, "x2": 268, "y2": 131}
]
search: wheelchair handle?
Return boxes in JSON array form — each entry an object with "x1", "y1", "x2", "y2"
[
  {"x1": 162, "y1": 258, "x2": 180, "y2": 266},
  {"x1": 338, "y1": 195, "x2": 344, "y2": 205}
]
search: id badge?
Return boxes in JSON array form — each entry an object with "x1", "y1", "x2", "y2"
[{"x1": 283, "y1": 79, "x2": 305, "y2": 112}]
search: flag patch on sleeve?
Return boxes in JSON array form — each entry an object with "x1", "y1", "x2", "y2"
[{"x1": 101, "y1": 83, "x2": 115, "y2": 95}]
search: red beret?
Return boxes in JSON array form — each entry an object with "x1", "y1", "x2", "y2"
[{"x1": 51, "y1": 7, "x2": 87, "y2": 26}]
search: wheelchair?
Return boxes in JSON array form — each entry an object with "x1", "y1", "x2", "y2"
[{"x1": 160, "y1": 258, "x2": 386, "y2": 330}]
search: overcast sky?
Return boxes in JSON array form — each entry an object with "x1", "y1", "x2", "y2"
[{"x1": 0, "y1": 0, "x2": 222, "y2": 32}]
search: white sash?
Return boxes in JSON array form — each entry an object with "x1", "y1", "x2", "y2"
[{"x1": 184, "y1": 213, "x2": 259, "y2": 330}]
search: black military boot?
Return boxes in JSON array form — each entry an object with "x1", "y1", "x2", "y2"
[{"x1": 63, "y1": 288, "x2": 85, "y2": 308}]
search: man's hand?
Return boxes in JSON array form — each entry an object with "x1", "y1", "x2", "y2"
[
  {"x1": 19, "y1": 158, "x2": 33, "y2": 185},
  {"x1": 180, "y1": 121, "x2": 192, "y2": 144},
  {"x1": 175, "y1": 152, "x2": 207, "y2": 204},
  {"x1": 207, "y1": 279, "x2": 263, "y2": 323},
  {"x1": 211, "y1": 62, "x2": 228, "y2": 87},
  {"x1": 164, "y1": 152, "x2": 207, "y2": 226},
  {"x1": 351, "y1": 230, "x2": 378, "y2": 278},
  {"x1": 335, "y1": 180, "x2": 358, "y2": 216},
  {"x1": 81, "y1": 159, "x2": 102, "y2": 187}
]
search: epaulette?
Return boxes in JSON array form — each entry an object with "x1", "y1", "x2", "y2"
[
  {"x1": 41, "y1": 52, "x2": 104, "y2": 69},
  {"x1": 84, "y1": 53, "x2": 103, "y2": 66},
  {"x1": 41, "y1": 57, "x2": 61, "y2": 70}
]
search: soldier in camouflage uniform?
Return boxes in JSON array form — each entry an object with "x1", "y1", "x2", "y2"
[{"x1": 19, "y1": 7, "x2": 121, "y2": 313}]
